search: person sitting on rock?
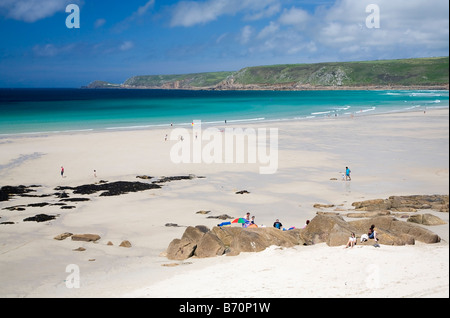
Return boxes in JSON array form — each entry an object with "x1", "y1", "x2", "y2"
[
  {"x1": 345, "y1": 232, "x2": 357, "y2": 248},
  {"x1": 368, "y1": 224, "x2": 378, "y2": 242},
  {"x1": 273, "y1": 219, "x2": 282, "y2": 229}
]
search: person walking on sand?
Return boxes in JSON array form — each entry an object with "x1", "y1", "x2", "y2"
[
  {"x1": 61, "y1": 166, "x2": 64, "y2": 178},
  {"x1": 345, "y1": 166, "x2": 351, "y2": 181}
]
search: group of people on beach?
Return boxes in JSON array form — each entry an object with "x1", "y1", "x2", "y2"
[
  {"x1": 239, "y1": 212, "x2": 309, "y2": 231},
  {"x1": 345, "y1": 224, "x2": 379, "y2": 248},
  {"x1": 243, "y1": 212, "x2": 256, "y2": 226}
]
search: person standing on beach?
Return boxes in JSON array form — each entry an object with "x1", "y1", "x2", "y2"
[
  {"x1": 61, "y1": 166, "x2": 64, "y2": 178},
  {"x1": 345, "y1": 166, "x2": 351, "y2": 181}
]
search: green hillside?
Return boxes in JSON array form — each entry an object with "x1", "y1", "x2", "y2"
[
  {"x1": 230, "y1": 57, "x2": 449, "y2": 86},
  {"x1": 86, "y1": 57, "x2": 449, "y2": 90},
  {"x1": 123, "y1": 71, "x2": 234, "y2": 88}
]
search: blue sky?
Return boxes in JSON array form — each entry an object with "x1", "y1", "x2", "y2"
[{"x1": 0, "y1": 0, "x2": 448, "y2": 87}]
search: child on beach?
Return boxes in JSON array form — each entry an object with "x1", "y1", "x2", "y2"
[{"x1": 345, "y1": 166, "x2": 351, "y2": 181}]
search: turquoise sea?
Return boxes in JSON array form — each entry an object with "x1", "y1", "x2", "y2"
[{"x1": 0, "y1": 89, "x2": 448, "y2": 136}]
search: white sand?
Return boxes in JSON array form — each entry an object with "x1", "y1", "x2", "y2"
[{"x1": 0, "y1": 108, "x2": 448, "y2": 298}]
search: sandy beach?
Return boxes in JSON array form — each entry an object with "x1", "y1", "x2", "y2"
[{"x1": 0, "y1": 108, "x2": 448, "y2": 298}]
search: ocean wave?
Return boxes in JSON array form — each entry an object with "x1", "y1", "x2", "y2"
[
  {"x1": 332, "y1": 106, "x2": 351, "y2": 110},
  {"x1": 311, "y1": 111, "x2": 332, "y2": 115},
  {"x1": 357, "y1": 107, "x2": 376, "y2": 113},
  {"x1": 410, "y1": 93, "x2": 443, "y2": 97}
]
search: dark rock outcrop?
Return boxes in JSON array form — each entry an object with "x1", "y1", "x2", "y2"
[
  {"x1": 0, "y1": 185, "x2": 38, "y2": 201},
  {"x1": 23, "y1": 214, "x2": 56, "y2": 223},
  {"x1": 55, "y1": 181, "x2": 162, "y2": 196}
]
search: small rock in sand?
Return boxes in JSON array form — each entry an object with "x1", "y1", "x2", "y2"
[
  {"x1": 119, "y1": 240, "x2": 132, "y2": 248},
  {"x1": 71, "y1": 234, "x2": 101, "y2": 242},
  {"x1": 54, "y1": 232, "x2": 73, "y2": 240}
]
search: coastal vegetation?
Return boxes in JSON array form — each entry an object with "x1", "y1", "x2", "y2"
[{"x1": 85, "y1": 57, "x2": 449, "y2": 90}]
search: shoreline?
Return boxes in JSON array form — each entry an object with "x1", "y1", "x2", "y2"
[
  {"x1": 0, "y1": 108, "x2": 448, "y2": 298},
  {"x1": 115, "y1": 84, "x2": 450, "y2": 91},
  {"x1": 1, "y1": 102, "x2": 448, "y2": 139}
]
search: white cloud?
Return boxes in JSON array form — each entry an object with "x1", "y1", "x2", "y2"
[
  {"x1": 134, "y1": 0, "x2": 155, "y2": 17},
  {"x1": 240, "y1": 25, "x2": 253, "y2": 44},
  {"x1": 112, "y1": 0, "x2": 156, "y2": 33},
  {"x1": 120, "y1": 41, "x2": 134, "y2": 51},
  {"x1": 279, "y1": 7, "x2": 310, "y2": 27},
  {"x1": 169, "y1": 0, "x2": 279, "y2": 27},
  {"x1": 0, "y1": 0, "x2": 80, "y2": 23},
  {"x1": 257, "y1": 21, "x2": 279, "y2": 39},
  {"x1": 313, "y1": 0, "x2": 449, "y2": 54},
  {"x1": 244, "y1": 4, "x2": 280, "y2": 21},
  {"x1": 240, "y1": 0, "x2": 448, "y2": 61}
]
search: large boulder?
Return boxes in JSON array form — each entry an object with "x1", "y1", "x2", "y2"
[
  {"x1": 349, "y1": 216, "x2": 441, "y2": 245},
  {"x1": 166, "y1": 226, "x2": 208, "y2": 260},
  {"x1": 166, "y1": 238, "x2": 197, "y2": 260},
  {"x1": 300, "y1": 214, "x2": 355, "y2": 246},
  {"x1": 352, "y1": 199, "x2": 389, "y2": 211},
  {"x1": 194, "y1": 232, "x2": 226, "y2": 258},
  {"x1": 225, "y1": 227, "x2": 305, "y2": 256},
  {"x1": 166, "y1": 226, "x2": 306, "y2": 259},
  {"x1": 164, "y1": 214, "x2": 443, "y2": 260},
  {"x1": 211, "y1": 227, "x2": 242, "y2": 247},
  {"x1": 407, "y1": 214, "x2": 447, "y2": 226},
  {"x1": 351, "y1": 195, "x2": 449, "y2": 212}
]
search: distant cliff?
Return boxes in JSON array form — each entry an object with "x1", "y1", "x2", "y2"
[{"x1": 85, "y1": 57, "x2": 449, "y2": 90}]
